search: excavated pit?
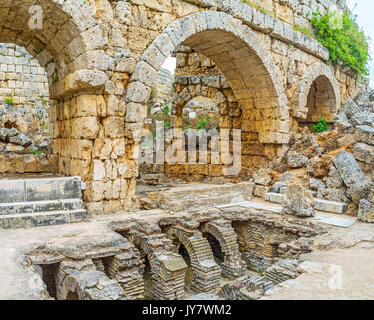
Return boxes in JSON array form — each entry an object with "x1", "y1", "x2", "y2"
[{"x1": 25, "y1": 202, "x2": 323, "y2": 300}]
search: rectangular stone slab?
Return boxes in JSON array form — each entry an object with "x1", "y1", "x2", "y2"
[
  {"x1": 0, "y1": 180, "x2": 25, "y2": 203},
  {"x1": 314, "y1": 198, "x2": 348, "y2": 214},
  {"x1": 25, "y1": 177, "x2": 82, "y2": 201},
  {"x1": 314, "y1": 212, "x2": 356, "y2": 228},
  {"x1": 265, "y1": 192, "x2": 285, "y2": 204}
]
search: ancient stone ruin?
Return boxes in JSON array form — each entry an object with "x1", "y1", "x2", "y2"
[{"x1": 1, "y1": 0, "x2": 374, "y2": 301}]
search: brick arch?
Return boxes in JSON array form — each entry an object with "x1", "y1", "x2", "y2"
[
  {"x1": 201, "y1": 221, "x2": 247, "y2": 278},
  {"x1": 125, "y1": 10, "x2": 289, "y2": 145},
  {"x1": 295, "y1": 63, "x2": 341, "y2": 122},
  {"x1": 131, "y1": 235, "x2": 187, "y2": 300},
  {"x1": 166, "y1": 227, "x2": 221, "y2": 292}
]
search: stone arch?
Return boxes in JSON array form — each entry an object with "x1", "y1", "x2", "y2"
[
  {"x1": 172, "y1": 74, "x2": 231, "y2": 130},
  {"x1": 200, "y1": 221, "x2": 246, "y2": 279},
  {"x1": 0, "y1": 1, "x2": 127, "y2": 214},
  {"x1": 131, "y1": 234, "x2": 187, "y2": 300},
  {"x1": 166, "y1": 227, "x2": 221, "y2": 292},
  {"x1": 0, "y1": 1, "x2": 105, "y2": 87},
  {"x1": 295, "y1": 63, "x2": 341, "y2": 122},
  {"x1": 125, "y1": 10, "x2": 289, "y2": 146}
]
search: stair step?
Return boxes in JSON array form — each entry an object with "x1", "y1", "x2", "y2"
[
  {"x1": 164, "y1": 193, "x2": 243, "y2": 212},
  {"x1": 0, "y1": 199, "x2": 83, "y2": 215},
  {"x1": 0, "y1": 209, "x2": 87, "y2": 229},
  {"x1": 264, "y1": 193, "x2": 348, "y2": 215},
  {"x1": 313, "y1": 198, "x2": 348, "y2": 214},
  {"x1": 158, "y1": 182, "x2": 254, "y2": 202},
  {"x1": 265, "y1": 193, "x2": 285, "y2": 204},
  {"x1": 0, "y1": 176, "x2": 83, "y2": 203}
]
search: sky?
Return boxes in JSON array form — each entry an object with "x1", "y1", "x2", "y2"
[
  {"x1": 162, "y1": 56, "x2": 176, "y2": 74},
  {"x1": 162, "y1": 1, "x2": 374, "y2": 87},
  {"x1": 347, "y1": 0, "x2": 374, "y2": 87}
]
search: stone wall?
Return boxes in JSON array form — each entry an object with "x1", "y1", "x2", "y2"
[
  {"x1": 244, "y1": 0, "x2": 348, "y2": 29},
  {"x1": 0, "y1": 0, "x2": 363, "y2": 214},
  {"x1": 0, "y1": 43, "x2": 49, "y2": 107}
]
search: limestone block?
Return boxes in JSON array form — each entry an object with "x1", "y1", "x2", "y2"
[
  {"x1": 358, "y1": 199, "x2": 374, "y2": 223},
  {"x1": 265, "y1": 192, "x2": 285, "y2": 204},
  {"x1": 254, "y1": 185, "x2": 271, "y2": 199},
  {"x1": 287, "y1": 151, "x2": 308, "y2": 168},
  {"x1": 0, "y1": 179, "x2": 24, "y2": 202},
  {"x1": 254, "y1": 168, "x2": 272, "y2": 186},
  {"x1": 352, "y1": 143, "x2": 374, "y2": 165},
  {"x1": 317, "y1": 187, "x2": 350, "y2": 203},
  {"x1": 73, "y1": 95, "x2": 98, "y2": 117},
  {"x1": 102, "y1": 117, "x2": 125, "y2": 138},
  {"x1": 333, "y1": 151, "x2": 365, "y2": 186},
  {"x1": 355, "y1": 125, "x2": 374, "y2": 145},
  {"x1": 307, "y1": 155, "x2": 333, "y2": 178},
  {"x1": 347, "y1": 179, "x2": 372, "y2": 205},
  {"x1": 325, "y1": 166, "x2": 344, "y2": 189},
  {"x1": 270, "y1": 181, "x2": 287, "y2": 193},
  {"x1": 71, "y1": 117, "x2": 100, "y2": 140},
  {"x1": 309, "y1": 178, "x2": 325, "y2": 191},
  {"x1": 313, "y1": 198, "x2": 348, "y2": 214},
  {"x1": 282, "y1": 184, "x2": 315, "y2": 217}
]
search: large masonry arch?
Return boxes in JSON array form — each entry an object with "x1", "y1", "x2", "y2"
[
  {"x1": 126, "y1": 11, "x2": 290, "y2": 172},
  {"x1": 0, "y1": 0, "x2": 359, "y2": 216},
  {"x1": 0, "y1": 0, "x2": 134, "y2": 215},
  {"x1": 294, "y1": 63, "x2": 341, "y2": 123}
]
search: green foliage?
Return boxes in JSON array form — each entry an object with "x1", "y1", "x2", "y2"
[
  {"x1": 4, "y1": 97, "x2": 14, "y2": 104},
  {"x1": 164, "y1": 121, "x2": 171, "y2": 128},
  {"x1": 312, "y1": 118, "x2": 328, "y2": 133},
  {"x1": 29, "y1": 150, "x2": 42, "y2": 155},
  {"x1": 162, "y1": 105, "x2": 170, "y2": 115},
  {"x1": 311, "y1": 11, "x2": 371, "y2": 76},
  {"x1": 197, "y1": 121, "x2": 207, "y2": 130}
]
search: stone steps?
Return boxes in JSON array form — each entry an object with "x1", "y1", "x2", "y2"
[
  {"x1": 0, "y1": 209, "x2": 86, "y2": 229},
  {"x1": 0, "y1": 199, "x2": 83, "y2": 215},
  {"x1": 0, "y1": 176, "x2": 87, "y2": 229},
  {"x1": 264, "y1": 192, "x2": 348, "y2": 214},
  {"x1": 148, "y1": 182, "x2": 254, "y2": 212}
]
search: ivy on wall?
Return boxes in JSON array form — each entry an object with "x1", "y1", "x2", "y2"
[{"x1": 311, "y1": 11, "x2": 371, "y2": 77}]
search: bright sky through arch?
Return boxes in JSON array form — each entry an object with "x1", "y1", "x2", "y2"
[{"x1": 347, "y1": 0, "x2": 373, "y2": 87}]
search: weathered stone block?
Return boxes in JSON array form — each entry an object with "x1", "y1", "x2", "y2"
[
  {"x1": 358, "y1": 199, "x2": 374, "y2": 223},
  {"x1": 333, "y1": 151, "x2": 365, "y2": 186}
]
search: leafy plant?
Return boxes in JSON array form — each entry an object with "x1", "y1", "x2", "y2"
[
  {"x1": 312, "y1": 118, "x2": 328, "y2": 133},
  {"x1": 311, "y1": 11, "x2": 371, "y2": 76},
  {"x1": 164, "y1": 121, "x2": 171, "y2": 128},
  {"x1": 29, "y1": 150, "x2": 42, "y2": 155},
  {"x1": 197, "y1": 121, "x2": 207, "y2": 130},
  {"x1": 162, "y1": 105, "x2": 170, "y2": 115},
  {"x1": 4, "y1": 97, "x2": 14, "y2": 104}
]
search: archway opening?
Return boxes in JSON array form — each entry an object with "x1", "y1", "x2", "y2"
[
  {"x1": 0, "y1": 43, "x2": 52, "y2": 175},
  {"x1": 204, "y1": 233, "x2": 225, "y2": 265},
  {"x1": 300, "y1": 75, "x2": 337, "y2": 125},
  {"x1": 131, "y1": 14, "x2": 289, "y2": 193},
  {"x1": 178, "y1": 243, "x2": 193, "y2": 290},
  {"x1": 35, "y1": 263, "x2": 58, "y2": 299},
  {"x1": 143, "y1": 255, "x2": 153, "y2": 299}
]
